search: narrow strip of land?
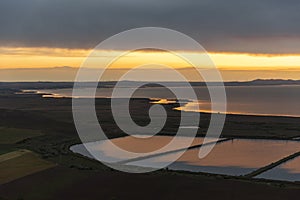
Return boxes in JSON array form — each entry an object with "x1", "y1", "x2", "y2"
[{"x1": 245, "y1": 151, "x2": 300, "y2": 178}]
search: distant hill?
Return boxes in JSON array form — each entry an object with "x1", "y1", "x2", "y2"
[
  {"x1": 1, "y1": 79, "x2": 300, "y2": 91},
  {"x1": 240, "y1": 79, "x2": 300, "y2": 85}
]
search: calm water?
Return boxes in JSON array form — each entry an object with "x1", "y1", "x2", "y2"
[
  {"x1": 256, "y1": 156, "x2": 300, "y2": 182},
  {"x1": 127, "y1": 139, "x2": 300, "y2": 176},
  {"x1": 70, "y1": 135, "x2": 218, "y2": 163},
  {"x1": 33, "y1": 85, "x2": 300, "y2": 117},
  {"x1": 70, "y1": 135, "x2": 300, "y2": 177}
]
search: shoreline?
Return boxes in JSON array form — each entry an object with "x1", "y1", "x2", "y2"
[
  {"x1": 69, "y1": 134, "x2": 300, "y2": 183},
  {"x1": 19, "y1": 88, "x2": 300, "y2": 119},
  {"x1": 2, "y1": 85, "x2": 300, "y2": 198}
]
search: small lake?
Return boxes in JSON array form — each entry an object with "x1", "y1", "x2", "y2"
[
  {"x1": 70, "y1": 134, "x2": 219, "y2": 163},
  {"x1": 256, "y1": 156, "x2": 300, "y2": 182},
  {"x1": 127, "y1": 139, "x2": 300, "y2": 176},
  {"x1": 70, "y1": 135, "x2": 300, "y2": 178}
]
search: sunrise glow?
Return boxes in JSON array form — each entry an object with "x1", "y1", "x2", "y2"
[{"x1": 1, "y1": 47, "x2": 300, "y2": 72}]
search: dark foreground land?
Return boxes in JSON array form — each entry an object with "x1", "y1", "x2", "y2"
[{"x1": 1, "y1": 83, "x2": 300, "y2": 199}]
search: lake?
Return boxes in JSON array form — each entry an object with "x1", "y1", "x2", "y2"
[
  {"x1": 32, "y1": 85, "x2": 300, "y2": 117},
  {"x1": 256, "y1": 156, "x2": 300, "y2": 182},
  {"x1": 70, "y1": 134, "x2": 219, "y2": 163},
  {"x1": 127, "y1": 138, "x2": 300, "y2": 176},
  {"x1": 37, "y1": 84, "x2": 300, "y2": 179},
  {"x1": 70, "y1": 135, "x2": 300, "y2": 178}
]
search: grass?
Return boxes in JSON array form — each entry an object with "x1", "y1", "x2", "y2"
[
  {"x1": 0, "y1": 149, "x2": 56, "y2": 184},
  {"x1": 0, "y1": 127, "x2": 43, "y2": 144},
  {"x1": 0, "y1": 149, "x2": 29, "y2": 162},
  {"x1": 0, "y1": 145, "x2": 17, "y2": 155}
]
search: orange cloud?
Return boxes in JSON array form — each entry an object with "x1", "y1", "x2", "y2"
[{"x1": 1, "y1": 47, "x2": 300, "y2": 72}]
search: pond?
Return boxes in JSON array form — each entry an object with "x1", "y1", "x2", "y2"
[
  {"x1": 70, "y1": 135, "x2": 219, "y2": 163},
  {"x1": 71, "y1": 136, "x2": 300, "y2": 178},
  {"x1": 256, "y1": 156, "x2": 300, "y2": 182},
  {"x1": 127, "y1": 139, "x2": 300, "y2": 176}
]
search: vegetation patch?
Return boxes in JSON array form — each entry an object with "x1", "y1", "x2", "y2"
[
  {"x1": 0, "y1": 127, "x2": 43, "y2": 144},
  {"x1": 0, "y1": 149, "x2": 56, "y2": 184}
]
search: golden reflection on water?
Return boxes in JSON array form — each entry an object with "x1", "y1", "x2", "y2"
[
  {"x1": 277, "y1": 157, "x2": 300, "y2": 173},
  {"x1": 150, "y1": 98, "x2": 177, "y2": 104},
  {"x1": 110, "y1": 135, "x2": 204, "y2": 153},
  {"x1": 172, "y1": 139, "x2": 300, "y2": 168}
]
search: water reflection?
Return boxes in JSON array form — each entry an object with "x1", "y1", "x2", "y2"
[
  {"x1": 70, "y1": 136, "x2": 300, "y2": 177},
  {"x1": 256, "y1": 156, "x2": 300, "y2": 182},
  {"x1": 150, "y1": 98, "x2": 177, "y2": 104},
  {"x1": 127, "y1": 139, "x2": 300, "y2": 176},
  {"x1": 70, "y1": 135, "x2": 217, "y2": 163},
  {"x1": 29, "y1": 85, "x2": 300, "y2": 117}
]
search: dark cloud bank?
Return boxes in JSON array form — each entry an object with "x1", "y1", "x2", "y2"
[{"x1": 1, "y1": 0, "x2": 300, "y2": 54}]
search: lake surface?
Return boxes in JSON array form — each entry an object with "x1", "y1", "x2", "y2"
[
  {"x1": 256, "y1": 156, "x2": 300, "y2": 182},
  {"x1": 32, "y1": 85, "x2": 300, "y2": 117},
  {"x1": 71, "y1": 135, "x2": 300, "y2": 177},
  {"x1": 70, "y1": 135, "x2": 219, "y2": 163},
  {"x1": 127, "y1": 139, "x2": 300, "y2": 176}
]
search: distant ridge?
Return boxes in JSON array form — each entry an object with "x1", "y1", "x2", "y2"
[
  {"x1": 244, "y1": 79, "x2": 300, "y2": 85},
  {"x1": 1, "y1": 79, "x2": 300, "y2": 90}
]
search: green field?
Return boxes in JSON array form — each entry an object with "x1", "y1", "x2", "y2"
[
  {"x1": 0, "y1": 150, "x2": 56, "y2": 184},
  {"x1": 0, "y1": 127, "x2": 43, "y2": 144}
]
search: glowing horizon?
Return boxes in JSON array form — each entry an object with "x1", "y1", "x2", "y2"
[{"x1": 1, "y1": 47, "x2": 300, "y2": 73}]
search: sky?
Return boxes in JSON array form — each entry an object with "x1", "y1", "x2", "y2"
[{"x1": 1, "y1": 0, "x2": 300, "y2": 81}]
